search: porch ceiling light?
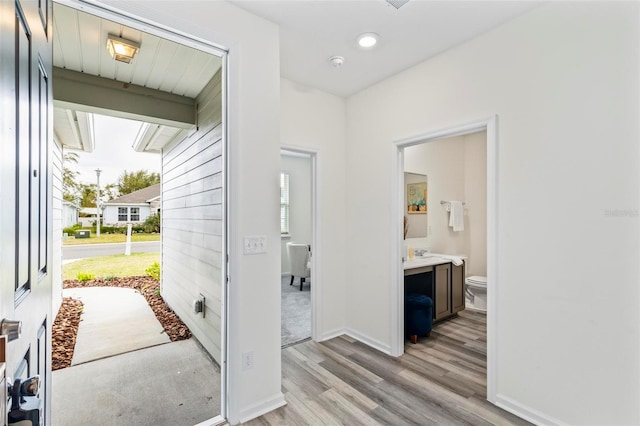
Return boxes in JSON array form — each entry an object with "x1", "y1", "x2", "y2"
[{"x1": 106, "y1": 35, "x2": 140, "y2": 64}]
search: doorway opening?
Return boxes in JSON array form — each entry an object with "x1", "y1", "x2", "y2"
[
  {"x1": 50, "y1": 1, "x2": 228, "y2": 424},
  {"x1": 280, "y1": 149, "x2": 312, "y2": 347},
  {"x1": 391, "y1": 116, "x2": 498, "y2": 403},
  {"x1": 279, "y1": 147, "x2": 319, "y2": 348}
]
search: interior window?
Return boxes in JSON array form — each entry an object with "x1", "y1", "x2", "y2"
[{"x1": 280, "y1": 173, "x2": 289, "y2": 234}]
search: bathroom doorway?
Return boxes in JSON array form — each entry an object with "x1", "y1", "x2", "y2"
[{"x1": 390, "y1": 116, "x2": 499, "y2": 403}]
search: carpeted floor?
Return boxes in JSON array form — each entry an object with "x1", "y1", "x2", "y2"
[{"x1": 281, "y1": 275, "x2": 311, "y2": 347}]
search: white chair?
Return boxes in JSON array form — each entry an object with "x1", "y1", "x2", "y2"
[{"x1": 286, "y1": 242, "x2": 311, "y2": 291}]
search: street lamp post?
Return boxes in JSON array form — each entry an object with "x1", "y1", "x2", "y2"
[{"x1": 95, "y1": 168, "x2": 101, "y2": 237}]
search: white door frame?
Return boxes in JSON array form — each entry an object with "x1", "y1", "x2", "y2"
[
  {"x1": 53, "y1": 1, "x2": 229, "y2": 424},
  {"x1": 390, "y1": 115, "x2": 498, "y2": 403},
  {"x1": 280, "y1": 146, "x2": 321, "y2": 342}
]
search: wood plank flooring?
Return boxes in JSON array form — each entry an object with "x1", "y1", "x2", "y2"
[{"x1": 244, "y1": 310, "x2": 531, "y2": 426}]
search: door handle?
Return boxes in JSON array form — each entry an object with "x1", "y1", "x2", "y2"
[{"x1": 0, "y1": 319, "x2": 22, "y2": 342}]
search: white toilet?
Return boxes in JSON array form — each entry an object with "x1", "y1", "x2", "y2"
[{"x1": 465, "y1": 276, "x2": 487, "y2": 311}]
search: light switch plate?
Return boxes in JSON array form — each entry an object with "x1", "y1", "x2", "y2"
[{"x1": 244, "y1": 235, "x2": 267, "y2": 254}]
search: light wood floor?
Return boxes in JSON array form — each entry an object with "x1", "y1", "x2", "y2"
[{"x1": 244, "y1": 310, "x2": 530, "y2": 425}]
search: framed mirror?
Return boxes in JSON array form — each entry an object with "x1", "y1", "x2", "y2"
[{"x1": 404, "y1": 172, "x2": 428, "y2": 238}]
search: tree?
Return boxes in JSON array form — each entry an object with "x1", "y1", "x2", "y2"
[
  {"x1": 78, "y1": 182, "x2": 118, "y2": 208},
  {"x1": 143, "y1": 212, "x2": 161, "y2": 233},
  {"x1": 102, "y1": 183, "x2": 119, "y2": 202},
  {"x1": 63, "y1": 151, "x2": 80, "y2": 202},
  {"x1": 79, "y1": 183, "x2": 98, "y2": 207},
  {"x1": 117, "y1": 170, "x2": 160, "y2": 195}
]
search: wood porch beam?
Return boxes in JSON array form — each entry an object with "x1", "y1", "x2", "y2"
[{"x1": 53, "y1": 67, "x2": 196, "y2": 129}]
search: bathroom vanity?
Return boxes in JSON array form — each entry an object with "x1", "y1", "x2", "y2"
[{"x1": 404, "y1": 255, "x2": 465, "y2": 322}]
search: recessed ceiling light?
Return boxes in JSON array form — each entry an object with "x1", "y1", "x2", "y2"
[{"x1": 357, "y1": 33, "x2": 379, "y2": 49}]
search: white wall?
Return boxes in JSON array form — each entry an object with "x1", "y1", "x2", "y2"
[
  {"x1": 280, "y1": 78, "x2": 348, "y2": 339},
  {"x1": 346, "y1": 3, "x2": 639, "y2": 425},
  {"x1": 97, "y1": 1, "x2": 283, "y2": 423},
  {"x1": 280, "y1": 153, "x2": 311, "y2": 274},
  {"x1": 464, "y1": 132, "x2": 487, "y2": 277},
  {"x1": 404, "y1": 132, "x2": 487, "y2": 276}
]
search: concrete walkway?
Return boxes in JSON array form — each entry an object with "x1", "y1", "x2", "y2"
[{"x1": 63, "y1": 287, "x2": 170, "y2": 364}]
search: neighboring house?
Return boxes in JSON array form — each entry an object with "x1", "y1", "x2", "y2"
[
  {"x1": 78, "y1": 207, "x2": 98, "y2": 227},
  {"x1": 102, "y1": 183, "x2": 160, "y2": 226},
  {"x1": 61, "y1": 201, "x2": 79, "y2": 228}
]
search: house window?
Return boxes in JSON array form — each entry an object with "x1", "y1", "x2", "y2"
[
  {"x1": 118, "y1": 207, "x2": 127, "y2": 221},
  {"x1": 130, "y1": 207, "x2": 140, "y2": 221},
  {"x1": 280, "y1": 173, "x2": 289, "y2": 234}
]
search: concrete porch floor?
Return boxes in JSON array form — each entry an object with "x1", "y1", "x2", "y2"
[{"x1": 52, "y1": 287, "x2": 221, "y2": 426}]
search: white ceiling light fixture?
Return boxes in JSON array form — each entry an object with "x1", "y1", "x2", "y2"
[
  {"x1": 328, "y1": 56, "x2": 345, "y2": 68},
  {"x1": 106, "y1": 34, "x2": 140, "y2": 64},
  {"x1": 357, "y1": 32, "x2": 379, "y2": 49}
]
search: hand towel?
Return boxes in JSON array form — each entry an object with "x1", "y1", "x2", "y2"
[
  {"x1": 448, "y1": 201, "x2": 464, "y2": 232},
  {"x1": 440, "y1": 255, "x2": 463, "y2": 266}
]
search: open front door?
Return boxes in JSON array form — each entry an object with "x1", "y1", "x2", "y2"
[{"x1": 0, "y1": 0, "x2": 53, "y2": 424}]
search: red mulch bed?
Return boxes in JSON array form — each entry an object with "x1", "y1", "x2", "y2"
[
  {"x1": 52, "y1": 298, "x2": 83, "y2": 371},
  {"x1": 52, "y1": 276, "x2": 191, "y2": 370}
]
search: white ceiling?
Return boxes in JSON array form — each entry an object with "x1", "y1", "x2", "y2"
[{"x1": 230, "y1": 0, "x2": 540, "y2": 97}]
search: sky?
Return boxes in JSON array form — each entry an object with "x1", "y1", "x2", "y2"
[{"x1": 70, "y1": 114, "x2": 161, "y2": 188}]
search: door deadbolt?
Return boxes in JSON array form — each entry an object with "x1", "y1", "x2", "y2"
[{"x1": 1, "y1": 319, "x2": 22, "y2": 342}]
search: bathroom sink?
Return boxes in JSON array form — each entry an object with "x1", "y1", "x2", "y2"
[{"x1": 410, "y1": 255, "x2": 448, "y2": 264}]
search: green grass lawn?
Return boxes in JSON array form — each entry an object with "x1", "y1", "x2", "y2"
[
  {"x1": 63, "y1": 233, "x2": 160, "y2": 245},
  {"x1": 63, "y1": 252, "x2": 160, "y2": 280}
]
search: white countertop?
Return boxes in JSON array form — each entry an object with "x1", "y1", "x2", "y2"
[{"x1": 403, "y1": 253, "x2": 467, "y2": 270}]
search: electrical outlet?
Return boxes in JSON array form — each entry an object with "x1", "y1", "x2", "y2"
[
  {"x1": 243, "y1": 235, "x2": 267, "y2": 254},
  {"x1": 242, "y1": 351, "x2": 254, "y2": 371}
]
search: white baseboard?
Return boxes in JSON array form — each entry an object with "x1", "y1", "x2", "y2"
[
  {"x1": 318, "y1": 327, "x2": 392, "y2": 355},
  {"x1": 319, "y1": 327, "x2": 346, "y2": 341},
  {"x1": 494, "y1": 394, "x2": 568, "y2": 426},
  {"x1": 344, "y1": 328, "x2": 392, "y2": 355},
  {"x1": 192, "y1": 415, "x2": 226, "y2": 426},
  {"x1": 237, "y1": 392, "x2": 287, "y2": 424}
]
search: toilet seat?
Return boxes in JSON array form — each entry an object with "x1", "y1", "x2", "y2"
[
  {"x1": 465, "y1": 276, "x2": 487, "y2": 311},
  {"x1": 465, "y1": 275, "x2": 487, "y2": 288}
]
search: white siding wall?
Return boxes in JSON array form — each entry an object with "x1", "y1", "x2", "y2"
[
  {"x1": 52, "y1": 141, "x2": 63, "y2": 313},
  {"x1": 162, "y1": 69, "x2": 223, "y2": 364},
  {"x1": 62, "y1": 204, "x2": 78, "y2": 228}
]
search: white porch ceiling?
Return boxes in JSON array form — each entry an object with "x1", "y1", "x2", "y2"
[{"x1": 53, "y1": 2, "x2": 221, "y2": 152}]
